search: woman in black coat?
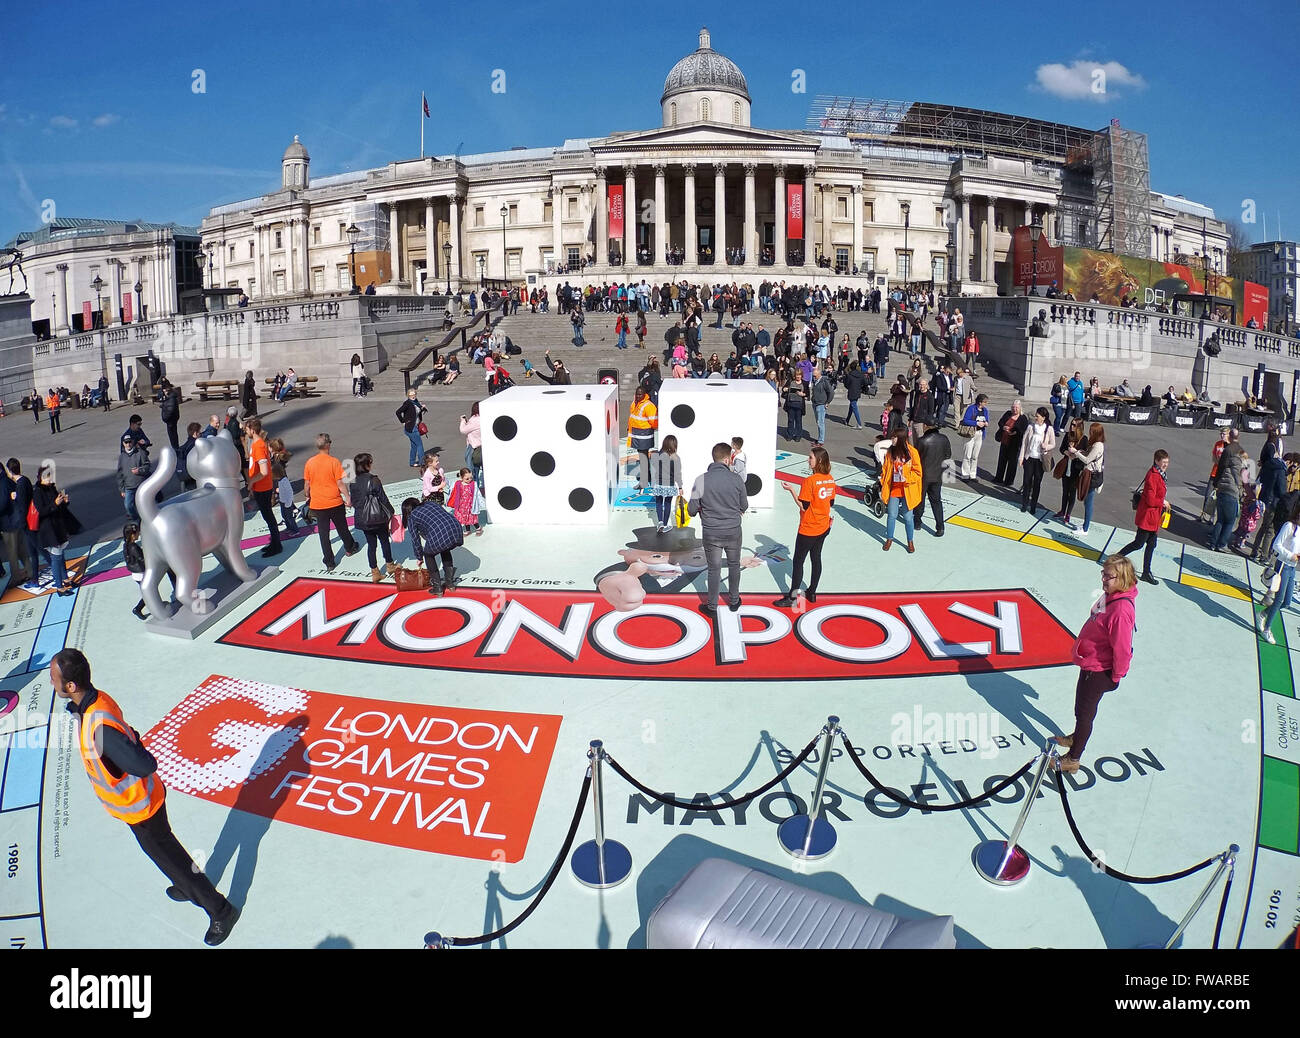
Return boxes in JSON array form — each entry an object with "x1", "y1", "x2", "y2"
[
  {"x1": 993, "y1": 401, "x2": 1030, "y2": 486},
  {"x1": 240, "y1": 371, "x2": 257, "y2": 418},
  {"x1": 33, "y1": 462, "x2": 80, "y2": 595}
]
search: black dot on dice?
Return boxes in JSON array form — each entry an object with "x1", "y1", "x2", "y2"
[
  {"x1": 493, "y1": 416, "x2": 517, "y2": 441},
  {"x1": 569, "y1": 488, "x2": 594, "y2": 512},
  {"x1": 498, "y1": 486, "x2": 522, "y2": 510},
  {"x1": 745, "y1": 474, "x2": 762, "y2": 497},
  {"x1": 670, "y1": 404, "x2": 695, "y2": 428},
  {"x1": 530, "y1": 452, "x2": 556, "y2": 476},
  {"x1": 566, "y1": 414, "x2": 592, "y2": 440}
]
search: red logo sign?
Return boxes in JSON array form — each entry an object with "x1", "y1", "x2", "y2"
[
  {"x1": 143, "y1": 675, "x2": 563, "y2": 861},
  {"x1": 219, "y1": 579, "x2": 1075, "y2": 682}
]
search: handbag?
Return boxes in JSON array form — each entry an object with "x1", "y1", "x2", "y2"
[
  {"x1": 393, "y1": 564, "x2": 430, "y2": 592},
  {"x1": 674, "y1": 494, "x2": 691, "y2": 528},
  {"x1": 417, "y1": 421, "x2": 428, "y2": 436},
  {"x1": 471, "y1": 446, "x2": 483, "y2": 468},
  {"x1": 26, "y1": 501, "x2": 39, "y2": 532},
  {"x1": 958, "y1": 423, "x2": 977, "y2": 439},
  {"x1": 389, "y1": 513, "x2": 406, "y2": 543},
  {"x1": 1077, "y1": 468, "x2": 1093, "y2": 501},
  {"x1": 355, "y1": 479, "x2": 394, "y2": 529},
  {"x1": 471, "y1": 481, "x2": 485, "y2": 514},
  {"x1": 1052, "y1": 455, "x2": 1069, "y2": 480}
]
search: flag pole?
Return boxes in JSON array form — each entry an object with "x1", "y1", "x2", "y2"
[{"x1": 420, "y1": 93, "x2": 425, "y2": 159}]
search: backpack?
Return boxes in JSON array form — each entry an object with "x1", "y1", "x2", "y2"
[{"x1": 354, "y1": 476, "x2": 394, "y2": 529}]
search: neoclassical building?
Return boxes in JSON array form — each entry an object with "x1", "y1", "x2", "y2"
[{"x1": 197, "y1": 27, "x2": 1228, "y2": 298}]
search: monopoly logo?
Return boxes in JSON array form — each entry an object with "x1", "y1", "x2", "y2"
[
  {"x1": 143, "y1": 675, "x2": 562, "y2": 862},
  {"x1": 219, "y1": 579, "x2": 1076, "y2": 681}
]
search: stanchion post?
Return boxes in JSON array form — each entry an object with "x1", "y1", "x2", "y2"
[
  {"x1": 778, "y1": 716, "x2": 840, "y2": 860},
  {"x1": 570, "y1": 740, "x2": 633, "y2": 889},
  {"x1": 423, "y1": 931, "x2": 447, "y2": 949},
  {"x1": 973, "y1": 740, "x2": 1055, "y2": 886},
  {"x1": 1158, "y1": 844, "x2": 1239, "y2": 949}
]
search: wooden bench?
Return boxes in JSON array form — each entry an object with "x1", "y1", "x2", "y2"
[
  {"x1": 195, "y1": 380, "x2": 241, "y2": 401},
  {"x1": 152, "y1": 383, "x2": 188, "y2": 402},
  {"x1": 263, "y1": 375, "x2": 320, "y2": 399}
]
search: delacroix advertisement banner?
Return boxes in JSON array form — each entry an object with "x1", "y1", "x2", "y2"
[{"x1": 1012, "y1": 227, "x2": 1269, "y2": 328}]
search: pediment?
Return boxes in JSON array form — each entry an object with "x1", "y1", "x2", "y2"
[{"x1": 592, "y1": 122, "x2": 819, "y2": 154}]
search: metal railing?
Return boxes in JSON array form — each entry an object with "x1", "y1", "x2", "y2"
[{"x1": 400, "y1": 300, "x2": 506, "y2": 392}]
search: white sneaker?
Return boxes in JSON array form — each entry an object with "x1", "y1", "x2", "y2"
[
  {"x1": 1263, "y1": 627, "x2": 1277, "y2": 645},
  {"x1": 1077, "y1": 526, "x2": 1090, "y2": 537}
]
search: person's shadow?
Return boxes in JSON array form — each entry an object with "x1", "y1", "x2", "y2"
[
  {"x1": 1038, "y1": 844, "x2": 1181, "y2": 948},
  {"x1": 964, "y1": 669, "x2": 1064, "y2": 751},
  {"x1": 204, "y1": 714, "x2": 309, "y2": 910}
]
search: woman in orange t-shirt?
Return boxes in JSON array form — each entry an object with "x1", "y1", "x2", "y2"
[{"x1": 775, "y1": 445, "x2": 837, "y2": 607}]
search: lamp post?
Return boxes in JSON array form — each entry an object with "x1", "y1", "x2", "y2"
[
  {"x1": 500, "y1": 204, "x2": 508, "y2": 286},
  {"x1": 206, "y1": 242, "x2": 215, "y2": 289},
  {"x1": 346, "y1": 223, "x2": 360, "y2": 294},
  {"x1": 442, "y1": 241, "x2": 452, "y2": 295},
  {"x1": 1201, "y1": 216, "x2": 1211, "y2": 317},
  {"x1": 900, "y1": 201, "x2": 910, "y2": 285},
  {"x1": 134, "y1": 281, "x2": 143, "y2": 323},
  {"x1": 1028, "y1": 215, "x2": 1043, "y2": 296},
  {"x1": 91, "y1": 274, "x2": 104, "y2": 329},
  {"x1": 946, "y1": 229, "x2": 957, "y2": 303}
]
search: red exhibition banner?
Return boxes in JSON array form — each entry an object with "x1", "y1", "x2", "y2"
[
  {"x1": 143, "y1": 674, "x2": 563, "y2": 862},
  {"x1": 1242, "y1": 281, "x2": 1269, "y2": 329},
  {"x1": 787, "y1": 184, "x2": 804, "y2": 240},
  {"x1": 218, "y1": 578, "x2": 1076, "y2": 682},
  {"x1": 1011, "y1": 226, "x2": 1064, "y2": 292},
  {"x1": 82, "y1": 301, "x2": 93, "y2": 330},
  {"x1": 607, "y1": 184, "x2": 625, "y2": 240},
  {"x1": 122, "y1": 293, "x2": 133, "y2": 323}
]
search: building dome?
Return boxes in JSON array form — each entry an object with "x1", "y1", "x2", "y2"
[
  {"x1": 282, "y1": 135, "x2": 310, "y2": 162},
  {"x1": 661, "y1": 28, "x2": 750, "y2": 103}
]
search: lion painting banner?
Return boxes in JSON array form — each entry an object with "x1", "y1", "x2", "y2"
[
  {"x1": 607, "y1": 184, "x2": 625, "y2": 241},
  {"x1": 787, "y1": 185, "x2": 804, "y2": 240}
]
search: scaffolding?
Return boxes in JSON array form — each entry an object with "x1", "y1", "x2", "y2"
[
  {"x1": 807, "y1": 97, "x2": 1096, "y2": 163},
  {"x1": 1091, "y1": 121, "x2": 1150, "y2": 258}
]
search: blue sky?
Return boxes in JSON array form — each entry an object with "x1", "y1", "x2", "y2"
[{"x1": 3, "y1": 0, "x2": 1297, "y2": 247}]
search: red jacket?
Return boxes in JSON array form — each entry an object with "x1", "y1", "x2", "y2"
[
  {"x1": 1135, "y1": 466, "x2": 1167, "y2": 532},
  {"x1": 1071, "y1": 586, "x2": 1137, "y2": 681}
]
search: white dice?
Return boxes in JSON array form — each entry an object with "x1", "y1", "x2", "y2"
[
  {"x1": 479, "y1": 384, "x2": 620, "y2": 525},
  {"x1": 656, "y1": 380, "x2": 778, "y2": 508}
]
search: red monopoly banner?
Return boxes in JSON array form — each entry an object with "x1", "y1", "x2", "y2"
[
  {"x1": 607, "y1": 184, "x2": 625, "y2": 241},
  {"x1": 1242, "y1": 281, "x2": 1269, "y2": 329},
  {"x1": 219, "y1": 578, "x2": 1076, "y2": 682},
  {"x1": 787, "y1": 184, "x2": 804, "y2": 240},
  {"x1": 143, "y1": 675, "x2": 563, "y2": 862}
]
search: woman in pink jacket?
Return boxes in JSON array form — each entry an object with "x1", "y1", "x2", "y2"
[
  {"x1": 1054, "y1": 555, "x2": 1138, "y2": 774},
  {"x1": 459, "y1": 401, "x2": 483, "y2": 489}
]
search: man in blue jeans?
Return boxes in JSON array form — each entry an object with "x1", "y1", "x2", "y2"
[
  {"x1": 396, "y1": 389, "x2": 427, "y2": 469},
  {"x1": 811, "y1": 367, "x2": 834, "y2": 445},
  {"x1": 1067, "y1": 371, "x2": 1086, "y2": 423}
]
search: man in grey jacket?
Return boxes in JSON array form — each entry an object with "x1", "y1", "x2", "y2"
[
  {"x1": 116, "y1": 435, "x2": 153, "y2": 521},
  {"x1": 687, "y1": 442, "x2": 749, "y2": 614}
]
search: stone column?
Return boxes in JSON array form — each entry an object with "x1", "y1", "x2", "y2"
[
  {"x1": 684, "y1": 163, "x2": 697, "y2": 264},
  {"x1": 774, "y1": 163, "x2": 786, "y2": 265},
  {"x1": 449, "y1": 195, "x2": 462, "y2": 282},
  {"x1": 821, "y1": 184, "x2": 833, "y2": 265},
  {"x1": 388, "y1": 204, "x2": 401, "y2": 284},
  {"x1": 803, "y1": 166, "x2": 815, "y2": 261},
  {"x1": 301, "y1": 218, "x2": 311, "y2": 294},
  {"x1": 160, "y1": 240, "x2": 173, "y2": 316},
  {"x1": 551, "y1": 188, "x2": 562, "y2": 271},
  {"x1": 425, "y1": 198, "x2": 436, "y2": 289},
  {"x1": 984, "y1": 197, "x2": 995, "y2": 282},
  {"x1": 851, "y1": 185, "x2": 863, "y2": 272},
  {"x1": 713, "y1": 162, "x2": 727, "y2": 262},
  {"x1": 743, "y1": 163, "x2": 756, "y2": 264},
  {"x1": 256, "y1": 224, "x2": 266, "y2": 296},
  {"x1": 55, "y1": 263, "x2": 69, "y2": 333},
  {"x1": 594, "y1": 167, "x2": 607, "y2": 264},
  {"x1": 286, "y1": 220, "x2": 297, "y2": 295},
  {"x1": 218, "y1": 235, "x2": 227, "y2": 288},
  {"x1": 624, "y1": 166, "x2": 637, "y2": 266},
  {"x1": 958, "y1": 196, "x2": 969, "y2": 281},
  {"x1": 654, "y1": 164, "x2": 666, "y2": 264},
  {"x1": 110, "y1": 258, "x2": 123, "y2": 324}
]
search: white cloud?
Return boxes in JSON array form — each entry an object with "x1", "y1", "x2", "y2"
[
  {"x1": 92, "y1": 113, "x2": 120, "y2": 127},
  {"x1": 1033, "y1": 60, "x2": 1147, "y2": 101},
  {"x1": 48, "y1": 115, "x2": 79, "y2": 129}
]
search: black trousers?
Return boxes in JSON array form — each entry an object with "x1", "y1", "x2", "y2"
[
  {"x1": 1065, "y1": 668, "x2": 1119, "y2": 762},
  {"x1": 913, "y1": 481, "x2": 945, "y2": 531},
  {"x1": 994, "y1": 441, "x2": 1018, "y2": 484},
  {"x1": 253, "y1": 488, "x2": 281, "y2": 551},
  {"x1": 790, "y1": 530, "x2": 829, "y2": 594},
  {"x1": 423, "y1": 550, "x2": 456, "y2": 585},
  {"x1": 165, "y1": 419, "x2": 180, "y2": 450},
  {"x1": 1117, "y1": 527, "x2": 1158, "y2": 575},
  {"x1": 1021, "y1": 457, "x2": 1045, "y2": 512},
  {"x1": 314, "y1": 505, "x2": 357, "y2": 567},
  {"x1": 129, "y1": 802, "x2": 228, "y2": 917}
]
